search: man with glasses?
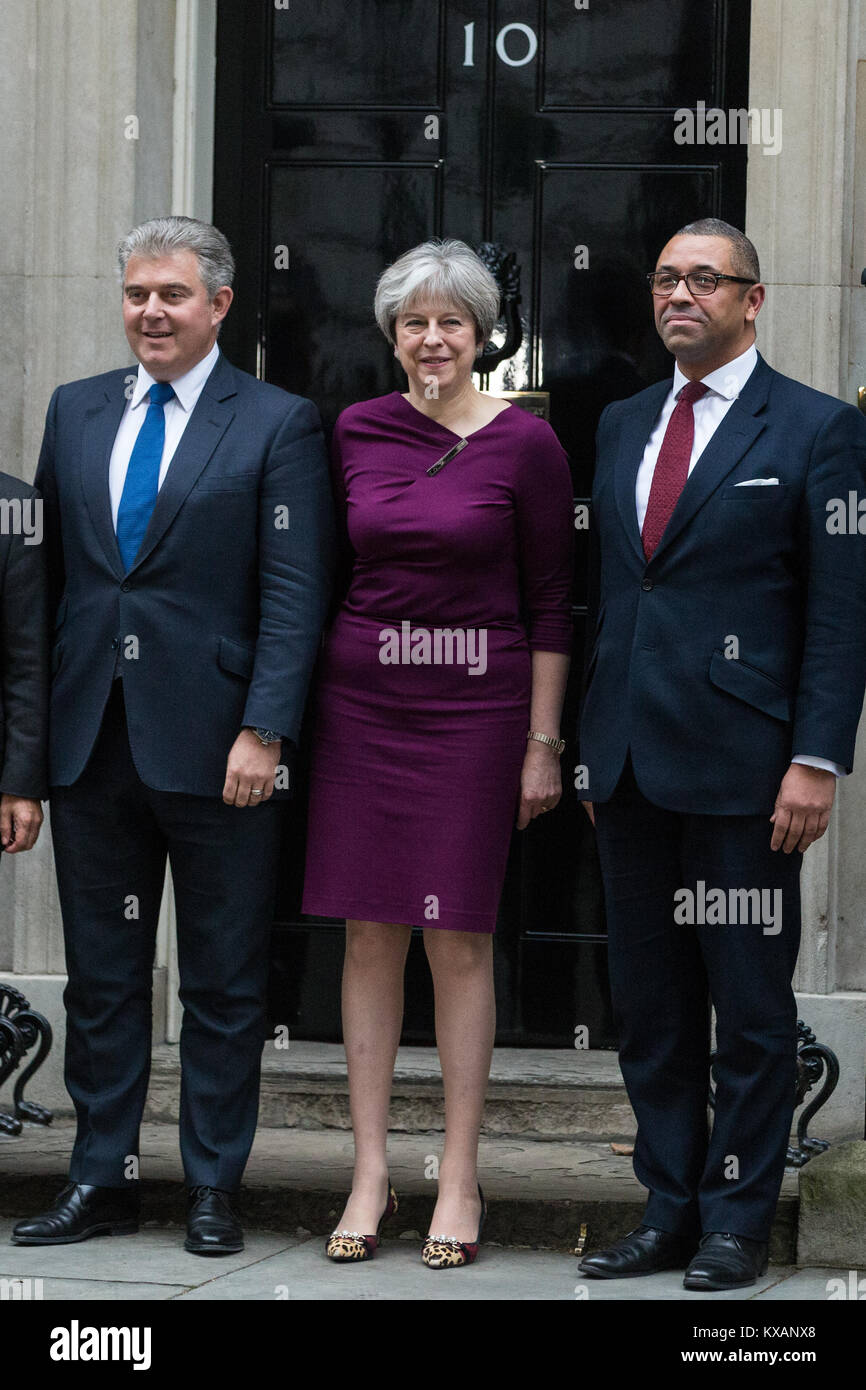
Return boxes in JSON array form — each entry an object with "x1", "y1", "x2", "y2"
[{"x1": 577, "y1": 218, "x2": 866, "y2": 1289}]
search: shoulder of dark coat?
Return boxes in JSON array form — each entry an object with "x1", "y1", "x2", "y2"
[{"x1": 0, "y1": 471, "x2": 39, "y2": 500}]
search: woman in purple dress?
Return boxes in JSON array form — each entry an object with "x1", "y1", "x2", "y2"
[{"x1": 302, "y1": 239, "x2": 573, "y2": 1267}]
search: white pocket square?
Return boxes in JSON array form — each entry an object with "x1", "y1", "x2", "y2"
[{"x1": 734, "y1": 477, "x2": 780, "y2": 486}]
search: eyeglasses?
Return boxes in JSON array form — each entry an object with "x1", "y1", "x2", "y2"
[{"x1": 647, "y1": 271, "x2": 757, "y2": 297}]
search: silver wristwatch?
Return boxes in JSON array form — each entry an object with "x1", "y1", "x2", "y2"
[{"x1": 249, "y1": 727, "x2": 282, "y2": 746}]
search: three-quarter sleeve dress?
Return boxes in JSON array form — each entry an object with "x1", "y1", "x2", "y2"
[{"x1": 301, "y1": 391, "x2": 573, "y2": 934}]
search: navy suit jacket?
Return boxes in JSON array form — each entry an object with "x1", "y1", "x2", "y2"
[
  {"x1": 0, "y1": 472, "x2": 49, "y2": 800},
  {"x1": 579, "y1": 352, "x2": 866, "y2": 814},
  {"x1": 35, "y1": 352, "x2": 335, "y2": 795}
]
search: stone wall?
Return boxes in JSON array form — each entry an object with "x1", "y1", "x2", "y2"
[
  {"x1": 747, "y1": 0, "x2": 866, "y2": 1136},
  {"x1": 0, "y1": 0, "x2": 189, "y2": 1109}
]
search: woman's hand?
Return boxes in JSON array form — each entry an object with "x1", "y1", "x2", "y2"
[{"x1": 517, "y1": 742, "x2": 562, "y2": 829}]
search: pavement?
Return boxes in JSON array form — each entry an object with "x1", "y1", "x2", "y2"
[{"x1": 0, "y1": 1220, "x2": 850, "y2": 1301}]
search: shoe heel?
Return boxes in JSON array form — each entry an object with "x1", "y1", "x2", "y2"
[{"x1": 110, "y1": 1220, "x2": 139, "y2": 1236}]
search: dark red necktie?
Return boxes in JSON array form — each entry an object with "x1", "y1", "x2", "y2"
[{"x1": 641, "y1": 380, "x2": 709, "y2": 560}]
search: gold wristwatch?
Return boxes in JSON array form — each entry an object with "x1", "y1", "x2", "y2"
[{"x1": 527, "y1": 731, "x2": 565, "y2": 755}]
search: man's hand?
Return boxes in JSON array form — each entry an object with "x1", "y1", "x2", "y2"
[
  {"x1": 0, "y1": 795, "x2": 43, "y2": 852},
  {"x1": 770, "y1": 763, "x2": 836, "y2": 853},
  {"x1": 222, "y1": 730, "x2": 281, "y2": 807}
]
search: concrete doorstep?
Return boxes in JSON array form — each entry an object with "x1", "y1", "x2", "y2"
[
  {"x1": 147, "y1": 1042, "x2": 639, "y2": 1141},
  {"x1": 0, "y1": 1119, "x2": 799, "y2": 1263}
]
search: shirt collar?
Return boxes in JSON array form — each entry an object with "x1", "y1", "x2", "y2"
[
  {"x1": 130, "y1": 341, "x2": 221, "y2": 412},
  {"x1": 672, "y1": 342, "x2": 758, "y2": 402}
]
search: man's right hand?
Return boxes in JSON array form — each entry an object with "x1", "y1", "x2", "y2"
[
  {"x1": 0, "y1": 795, "x2": 43, "y2": 852},
  {"x1": 771, "y1": 763, "x2": 835, "y2": 853},
  {"x1": 222, "y1": 729, "x2": 281, "y2": 807}
]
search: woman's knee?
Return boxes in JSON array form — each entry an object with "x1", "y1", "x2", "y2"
[
  {"x1": 345, "y1": 919, "x2": 411, "y2": 969},
  {"x1": 423, "y1": 928, "x2": 492, "y2": 975}
]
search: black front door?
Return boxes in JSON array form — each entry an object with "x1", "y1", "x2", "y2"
[{"x1": 214, "y1": 0, "x2": 750, "y2": 1047}]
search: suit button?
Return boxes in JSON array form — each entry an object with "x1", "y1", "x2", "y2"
[
  {"x1": 121, "y1": 581, "x2": 131, "y2": 592},
  {"x1": 641, "y1": 578, "x2": 654, "y2": 591},
  {"x1": 111, "y1": 638, "x2": 118, "y2": 649}
]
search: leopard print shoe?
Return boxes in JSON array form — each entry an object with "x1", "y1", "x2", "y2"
[
  {"x1": 325, "y1": 1183, "x2": 398, "y2": 1262},
  {"x1": 421, "y1": 1185, "x2": 487, "y2": 1269}
]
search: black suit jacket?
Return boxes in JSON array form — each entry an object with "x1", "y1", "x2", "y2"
[
  {"x1": 0, "y1": 471, "x2": 49, "y2": 799},
  {"x1": 579, "y1": 353, "x2": 866, "y2": 813},
  {"x1": 35, "y1": 352, "x2": 335, "y2": 795}
]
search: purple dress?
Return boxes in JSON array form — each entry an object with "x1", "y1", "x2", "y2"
[{"x1": 301, "y1": 392, "x2": 573, "y2": 934}]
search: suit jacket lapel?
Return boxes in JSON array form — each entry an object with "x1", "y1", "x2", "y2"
[
  {"x1": 81, "y1": 373, "x2": 130, "y2": 580},
  {"x1": 649, "y1": 354, "x2": 772, "y2": 563},
  {"x1": 127, "y1": 354, "x2": 238, "y2": 573},
  {"x1": 613, "y1": 380, "x2": 670, "y2": 564}
]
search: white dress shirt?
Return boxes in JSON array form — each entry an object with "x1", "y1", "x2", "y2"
[
  {"x1": 636, "y1": 342, "x2": 843, "y2": 778},
  {"x1": 635, "y1": 343, "x2": 758, "y2": 530},
  {"x1": 108, "y1": 341, "x2": 220, "y2": 527}
]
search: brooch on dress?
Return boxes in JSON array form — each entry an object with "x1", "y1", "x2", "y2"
[{"x1": 427, "y1": 439, "x2": 468, "y2": 476}]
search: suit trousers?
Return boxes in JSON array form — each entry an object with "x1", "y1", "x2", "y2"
[
  {"x1": 593, "y1": 757, "x2": 802, "y2": 1240},
  {"x1": 50, "y1": 681, "x2": 283, "y2": 1191}
]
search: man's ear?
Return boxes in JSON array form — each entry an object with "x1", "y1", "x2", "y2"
[
  {"x1": 211, "y1": 285, "x2": 234, "y2": 324},
  {"x1": 744, "y1": 282, "x2": 765, "y2": 324}
]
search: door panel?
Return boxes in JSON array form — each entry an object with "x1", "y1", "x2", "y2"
[
  {"x1": 214, "y1": 0, "x2": 750, "y2": 1047},
  {"x1": 540, "y1": 0, "x2": 718, "y2": 109},
  {"x1": 270, "y1": 2, "x2": 446, "y2": 108},
  {"x1": 265, "y1": 163, "x2": 443, "y2": 401}
]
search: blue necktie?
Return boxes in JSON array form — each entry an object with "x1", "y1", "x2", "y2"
[{"x1": 116, "y1": 381, "x2": 175, "y2": 571}]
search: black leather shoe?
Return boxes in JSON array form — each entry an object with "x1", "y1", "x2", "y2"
[
  {"x1": 184, "y1": 1186, "x2": 243, "y2": 1255},
  {"x1": 11, "y1": 1182, "x2": 139, "y2": 1246},
  {"x1": 578, "y1": 1224, "x2": 697, "y2": 1279},
  {"x1": 683, "y1": 1232, "x2": 768, "y2": 1290}
]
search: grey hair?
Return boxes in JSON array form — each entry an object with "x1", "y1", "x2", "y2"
[
  {"x1": 117, "y1": 216, "x2": 235, "y2": 299},
  {"x1": 374, "y1": 239, "x2": 501, "y2": 346},
  {"x1": 674, "y1": 218, "x2": 760, "y2": 284}
]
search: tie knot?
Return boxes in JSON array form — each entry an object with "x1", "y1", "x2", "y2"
[
  {"x1": 678, "y1": 380, "x2": 709, "y2": 407},
  {"x1": 149, "y1": 382, "x2": 175, "y2": 407}
]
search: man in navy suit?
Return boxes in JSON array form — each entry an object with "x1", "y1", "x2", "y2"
[
  {"x1": 12, "y1": 216, "x2": 334, "y2": 1254},
  {"x1": 0, "y1": 473, "x2": 49, "y2": 848},
  {"x1": 577, "y1": 219, "x2": 866, "y2": 1289}
]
